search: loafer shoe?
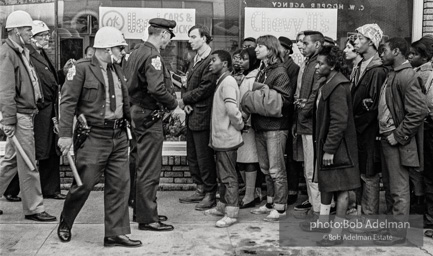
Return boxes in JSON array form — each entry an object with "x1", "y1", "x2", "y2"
[
  {"x1": 25, "y1": 211, "x2": 56, "y2": 222},
  {"x1": 138, "y1": 221, "x2": 174, "y2": 232},
  {"x1": 179, "y1": 191, "x2": 205, "y2": 204},
  {"x1": 240, "y1": 200, "x2": 255, "y2": 209},
  {"x1": 294, "y1": 200, "x2": 312, "y2": 211},
  {"x1": 104, "y1": 235, "x2": 142, "y2": 247},
  {"x1": 57, "y1": 216, "x2": 71, "y2": 242},
  {"x1": 5, "y1": 195, "x2": 21, "y2": 202}
]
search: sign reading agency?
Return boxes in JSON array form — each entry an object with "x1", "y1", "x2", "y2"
[{"x1": 99, "y1": 7, "x2": 195, "y2": 40}]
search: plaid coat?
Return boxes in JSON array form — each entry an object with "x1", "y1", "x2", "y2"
[{"x1": 182, "y1": 54, "x2": 217, "y2": 131}]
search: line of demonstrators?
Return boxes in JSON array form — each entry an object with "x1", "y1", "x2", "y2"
[{"x1": 1, "y1": 10, "x2": 433, "y2": 247}]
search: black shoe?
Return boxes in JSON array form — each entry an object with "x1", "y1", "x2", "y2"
[
  {"x1": 138, "y1": 221, "x2": 174, "y2": 232},
  {"x1": 25, "y1": 211, "x2": 57, "y2": 222},
  {"x1": 240, "y1": 200, "x2": 256, "y2": 209},
  {"x1": 316, "y1": 235, "x2": 343, "y2": 246},
  {"x1": 195, "y1": 193, "x2": 216, "y2": 211},
  {"x1": 57, "y1": 215, "x2": 71, "y2": 242},
  {"x1": 5, "y1": 195, "x2": 21, "y2": 202},
  {"x1": 0, "y1": 210, "x2": 3, "y2": 215},
  {"x1": 294, "y1": 200, "x2": 312, "y2": 211},
  {"x1": 133, "y1": 215, "x2": 167, "y2": 222},
  {"x1": 287, "y1": 194, "x2": 298, "y2": 205},
  {"x1": 44, "y1": 193, "x2": 67, "y2": 200},
  {"x1": 179, "y1": 189, "x2": 205, "y2": 204},
  {"x1": 104, "y1": 235, "x2": 142, "y2": 247}
]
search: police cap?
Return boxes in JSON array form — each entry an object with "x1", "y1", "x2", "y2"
[{"x1": 149, "y1": 18, "x2": 176, "y2": 38}]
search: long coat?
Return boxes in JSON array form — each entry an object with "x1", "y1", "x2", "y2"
[
  {"x1": 313, "y1": 72, "x2": 360, "y2": 193},
  {"x1": 351, "y1": 54, "x2": 387, "y2": 177},
  {"x1": 27, "y1": 44, "x2": 60, "y2": 160}
]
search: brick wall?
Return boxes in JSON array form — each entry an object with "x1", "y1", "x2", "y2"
[
  {"x1": 60, "y1": 155, "x2": 196, "y2": 191},
  {"x1": 424, "y1": 0, "x2": 433, "y2": 35}
]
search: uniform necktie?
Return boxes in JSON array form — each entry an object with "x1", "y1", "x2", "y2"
[{"x1": 107, "y1": 64, "x2": 116, "y2": 112}]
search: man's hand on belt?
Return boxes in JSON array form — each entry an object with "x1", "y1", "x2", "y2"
[
  {"x1": 58, "y1": 137, "x2": 73, "y2": 155},
  {"x1": 386, "y1": 133, "x2": 398, "y2": 146},
  {"x1": 1, "y1": 124, "x2": 15, "y2": 137}
]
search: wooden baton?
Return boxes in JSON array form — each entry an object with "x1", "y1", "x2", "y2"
[
  {"x1": 67, "y1": 152, "x2": 83, "y2": 187},
  {"x1": 11, "y1": 136, "x2": 36, "y2": 171}
]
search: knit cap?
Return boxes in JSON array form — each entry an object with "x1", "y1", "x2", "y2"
[{"x1": 356, "y1": 23, "x2": 383, "y2": 49}]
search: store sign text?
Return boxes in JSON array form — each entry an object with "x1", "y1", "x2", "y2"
[
  {"x1": 245, "y1": 8, "x2": 337, "y2": 40},
  {"x1": 271, "y1": 2, "x2": 364, "y2": 11},
  {"x1": 99, "y1": 7, "x2": 195, "y2": 40}
]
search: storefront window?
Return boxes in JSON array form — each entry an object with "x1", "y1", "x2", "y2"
[{"x1": 0, "y1": 0, "x2": 415, "y2": 142}]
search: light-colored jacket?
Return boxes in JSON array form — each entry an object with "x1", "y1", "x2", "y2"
[
  {"x1": 210, "y1": 73, "x2": 244, "y2": 151},
  {"x1": 241, "y1": 82, "x2": 283, "y2": 118}
]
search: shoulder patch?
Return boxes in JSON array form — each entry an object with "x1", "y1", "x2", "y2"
[
  {"x1": 151, "y1": 56, "x2": 162, "y2": 70},
  {"x1": 66, "y1": 65, "x2": 76, "y2": 81}
]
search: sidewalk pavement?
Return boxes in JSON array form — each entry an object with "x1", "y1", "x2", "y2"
[{"x1": 1, "y1": 191, "x2": 433, "y2": 256}]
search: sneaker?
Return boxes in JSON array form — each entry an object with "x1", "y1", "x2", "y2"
[
  {"x1": 215, "y1": 216, "x2": 237, "y2": 227},
  {"x1": 294, "y1": 200, "x2": 312, "y2": 211},
  {"x1": 251, "y1": 204, "x2": 273, "y2": 215},
  {"x1": 204, "y1": 208, "x2": 224, "y2": 217},
  {"x1": 264, "y1": 209, "x2": 286, "y2": 222}
]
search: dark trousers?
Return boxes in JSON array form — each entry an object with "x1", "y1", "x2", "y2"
[
  {"x1": 4, "y1": 173, "x2": 20, "y2": 196},
  {"x1": 216, "y1": 150, "x2": 239, "y2": 207},
  {"x1": 424, "y1": 129, "x2": 433, "y2": 226},
  {"x1": 186, "y1": 128, "x2": 217, "y2": 193},
  {"x1": 129, "y1": 132, "x2": 137, "y2": 205},
  {"x1": 285, "y1": 134, "x2": 302, "y2": 193},
  {"x1": 62, "y1": 127, "x2": 131, "y2": 237},
  {"x1": 39, "y1": 155, "x2": 61, "y2": 196},
  {"x1": 132, "y1": 111, "x2": 164, "y2": 224}
]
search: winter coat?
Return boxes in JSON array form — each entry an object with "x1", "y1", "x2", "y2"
[
  {"x1": 251, "y1": 60, "x2": 293, "y2": 131},
  {"x1": 384, "y1": 62, "x2": 428, "y2": 170},
  {"x1": 313, "y1": 72, "x2": 360, "y2": 192},
  {"x1": 351, "y1": 54, "x2": 388, "y2": 176},
  {"x1": 27, "y1": 44, "x2": 60, "y2": 159},
  {"x1": 0, "y1": 38, "x2": 39, "y2": 125}
]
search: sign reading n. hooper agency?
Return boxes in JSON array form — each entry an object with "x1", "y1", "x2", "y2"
[
  {"x1": 244, "y1": 7, "x2": 337, "y2": 40},
  {"x1": 99, "y1": 7, "x2": 195, "y2": 40}
]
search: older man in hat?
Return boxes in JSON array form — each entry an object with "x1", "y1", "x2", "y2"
[{"x1": 124, "y1": 18, "x2": 178, "y2": 232}]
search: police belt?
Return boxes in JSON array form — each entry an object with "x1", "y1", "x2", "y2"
[{"x1": 89, "y1": 119, "x2": 126, "y2": 129}]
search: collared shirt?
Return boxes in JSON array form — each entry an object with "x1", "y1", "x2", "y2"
[
  {"x1": 378, "y1": 78, "x2": 396, "y2": 134},
  {"x1": 193, "y1": 45, "x2": 211, "y2": 67},
  {"x1": 11, "y1": 39, "x2": 42, "y2": 102},
  {"x1": 96, "y1": 59, "x2": 123, "y2": 120}
]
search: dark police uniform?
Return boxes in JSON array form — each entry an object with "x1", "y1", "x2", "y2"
[
  {"x1": 58, "y1": 56, "x2": 131, "y2": 237},
  {"x1": 125, "y1": 18, "x2": 178, "y2": 225}
]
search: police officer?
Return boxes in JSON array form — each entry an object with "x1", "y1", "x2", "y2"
[
  {"x1": 57, "y1": 26, "x2": 142, "y2": 247},
  {"x1": 125, "y1": 18, "x2": 178, "y2": 232}
]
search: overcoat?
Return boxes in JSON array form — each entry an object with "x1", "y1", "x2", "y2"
[{"x1": 313, "y1": 72, "x2": 361, "y2": 192}]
